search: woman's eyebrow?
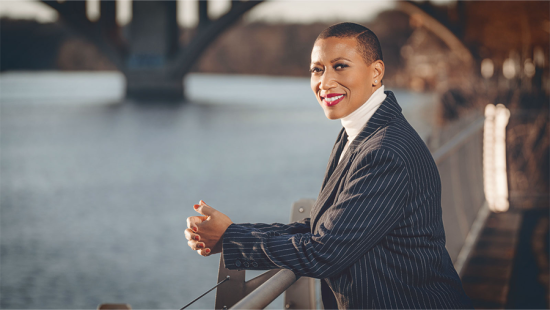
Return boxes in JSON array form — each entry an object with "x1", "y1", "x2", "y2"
[{"x1": 330, "y1": 57, "x2": 351, "y2": 63}]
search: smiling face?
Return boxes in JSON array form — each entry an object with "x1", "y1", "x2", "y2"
[{"x1": 310, "y1": 37, "x2": 384, "y2": 120}]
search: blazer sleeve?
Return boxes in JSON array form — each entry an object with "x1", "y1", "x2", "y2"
[
  {"x1": 234, "y1": 218, "x2": 311, "y2": 235},
  {"x1": 222, "y1": 148, "x2": 409, "y2": 278}
]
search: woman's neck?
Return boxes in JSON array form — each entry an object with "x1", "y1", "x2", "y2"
[{"x1": 340, "y1": 85, "x2": 387, "y2": 143}]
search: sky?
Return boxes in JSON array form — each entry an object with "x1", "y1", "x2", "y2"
[{"x1": 0, "y1": 0, "x2": 399, "y2": 26}]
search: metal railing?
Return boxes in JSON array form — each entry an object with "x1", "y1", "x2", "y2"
[
  {"x1": 215, "y1": 114, "x2": 489, "y2": 309},
  {"x1": 432, "y1": 114, "x2": 488, "y2": 276},
  {"x1": 215, "y1": 199, "x2": 316, "y2": 310},
  {"x1": 230, "y1": 270, "x2": 299, "y2": 309}
]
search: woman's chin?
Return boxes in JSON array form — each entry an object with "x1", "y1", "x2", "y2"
[{"x1": 324, "y1": 110, "x2": 342, "y2": 120}]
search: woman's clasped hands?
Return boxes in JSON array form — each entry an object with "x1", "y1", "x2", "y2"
[{"x1": 185, "y1": 200, "x2": 233, "y2": 257}]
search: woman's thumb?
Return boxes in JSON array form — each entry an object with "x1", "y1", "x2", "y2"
[{"x1": 194, "y1": 200, "x2": 215, "y2": 216}]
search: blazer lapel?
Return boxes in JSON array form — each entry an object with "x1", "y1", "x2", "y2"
[
  {"x1": 310, "y1": 91, "x2": 403, "y2": 232},
  {"x1": 321, "y1": 128, "x2": 348, "y2": 189}
]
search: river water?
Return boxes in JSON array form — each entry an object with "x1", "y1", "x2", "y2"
[{"x1": 0, "y1": 72, "x2": 436, "y2": 309}]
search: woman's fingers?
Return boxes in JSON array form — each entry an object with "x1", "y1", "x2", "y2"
[
  {"x1": 184, "y1": 228, "x2": 200, "y2": 241},
  {"x1": 186, "y1": 215, "x2": 208, "y2": 231},
  {"x1": 187, "y1": 239, "x2": 206, "y2": 251},
  {"x1": 197, "y1": 248, "x2": 212, "y2": 256},
  {"x1": 185, "y1": 201, "x2": 223, "y2": 257}
]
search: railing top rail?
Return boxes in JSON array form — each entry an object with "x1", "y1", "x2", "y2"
[
  {"x1": 432, "y1": 117, "x2": 485, "y2": 164},
  {"x1": 229, "y1": 269, "x2": 298, "y2": 310}
]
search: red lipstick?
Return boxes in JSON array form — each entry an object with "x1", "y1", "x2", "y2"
[{"x1": 321, "y1": 93, "x2": 345, "y2": 107}]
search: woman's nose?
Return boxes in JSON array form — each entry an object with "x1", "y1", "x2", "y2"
[{"x1": 319, "y1": 72, "x2": 337, "y2": 90}]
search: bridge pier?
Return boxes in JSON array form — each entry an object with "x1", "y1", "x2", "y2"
[
  {"x1": 126, "y1": 71, "x2": 184, "y2": 101},
  {"x1": 126, "y1": 1, "x2": 182, "y2": 100}
]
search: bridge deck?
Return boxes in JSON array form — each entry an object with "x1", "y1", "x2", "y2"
[{"x1": 461, "y1": 204, "x2": 549, "y2": 309}]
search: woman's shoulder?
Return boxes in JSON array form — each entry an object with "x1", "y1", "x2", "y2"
[{"x1": 354, "y1": 114, "x2": 431, "y2": 163}]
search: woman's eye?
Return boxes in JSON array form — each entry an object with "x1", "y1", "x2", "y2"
[
  {"x1": 334, "y1": 63, "x2": 348, "y2": 70},
  {"x1": 310, "y1": 67, "x2": 322, "y2": 73}
]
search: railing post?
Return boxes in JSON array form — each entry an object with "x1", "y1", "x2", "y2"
[
  {"x1": 215, "y1": 255, "x2": 245, "y2": 310},
  {"x1": 214, "y1": 256, "x2": 282, "y2": 309},
  {"x1": 284, "y1": 199, "x2": 317, "y2": 309}
]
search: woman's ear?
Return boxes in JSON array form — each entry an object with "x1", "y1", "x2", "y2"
[{"x1": 372, "y1": 60, "x2": 385, "y2": 86}]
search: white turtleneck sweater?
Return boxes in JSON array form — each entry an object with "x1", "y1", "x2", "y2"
[{"x1": 338, "y1": 85, "x2": 387, "y2": 163}]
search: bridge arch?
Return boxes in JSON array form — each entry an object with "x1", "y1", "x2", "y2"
[{"x1": 41, "y1": 0, "x2": 265, "y2": 101}]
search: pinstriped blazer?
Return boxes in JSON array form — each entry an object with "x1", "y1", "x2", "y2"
[{"x1": 222, "y1": 91, "x2": 473, "y2": 309}]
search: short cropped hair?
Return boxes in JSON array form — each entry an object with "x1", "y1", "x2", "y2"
[{"x1": 316, "y1": 22, "x2": 383, "y2": 66}]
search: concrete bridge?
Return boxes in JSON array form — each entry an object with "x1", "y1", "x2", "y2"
[
  {"x1": 41, "y1": 0, "x2": 264, "y2": 101},
  {"x1": 40, "y1": 0, "x2": 485, "y2": 102}
]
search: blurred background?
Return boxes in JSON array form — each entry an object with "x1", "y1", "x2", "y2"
[{"x1": 0, "y1": 0, "x2": 548, "y2": 309}]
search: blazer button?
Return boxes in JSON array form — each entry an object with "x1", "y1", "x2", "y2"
[
  {"x1": 235, "y1": 260, "x2": 242, "y2": 267},
  {"x1": 252, "y1": 262, "x2": 258, "y2": 268},
  {"x1": 243, "y1": 261, "x2": 250, "y2": 268}
]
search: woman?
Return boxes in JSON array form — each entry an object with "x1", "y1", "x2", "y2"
[{"x1": 185, "y1": 23, "x2": 473, "y2": 309}]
